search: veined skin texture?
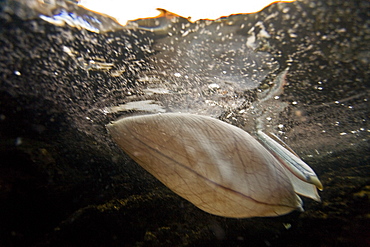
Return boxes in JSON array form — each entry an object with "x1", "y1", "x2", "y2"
[{"x1": 107, "y1": 113, "x2": 308, "y2": 218}]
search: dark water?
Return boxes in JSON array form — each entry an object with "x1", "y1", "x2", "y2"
[{"x1": 0, "y1": 0, "x2": 369, "y2": 246}]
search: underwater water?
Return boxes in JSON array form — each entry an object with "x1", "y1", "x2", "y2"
[{"x1": 0, "y1": 0, "x2": 369, "y2": 246}]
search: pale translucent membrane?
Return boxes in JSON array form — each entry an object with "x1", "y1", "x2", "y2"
[
  {"x1": 283, "y1": 170, "x2": 321, "y2": 202},
  {"x1": 107, "y1": 113, "x2": 304, "y2": 218},
  {"x1": 257, "y1": 130, "x2": 323, "y2": 201}
]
